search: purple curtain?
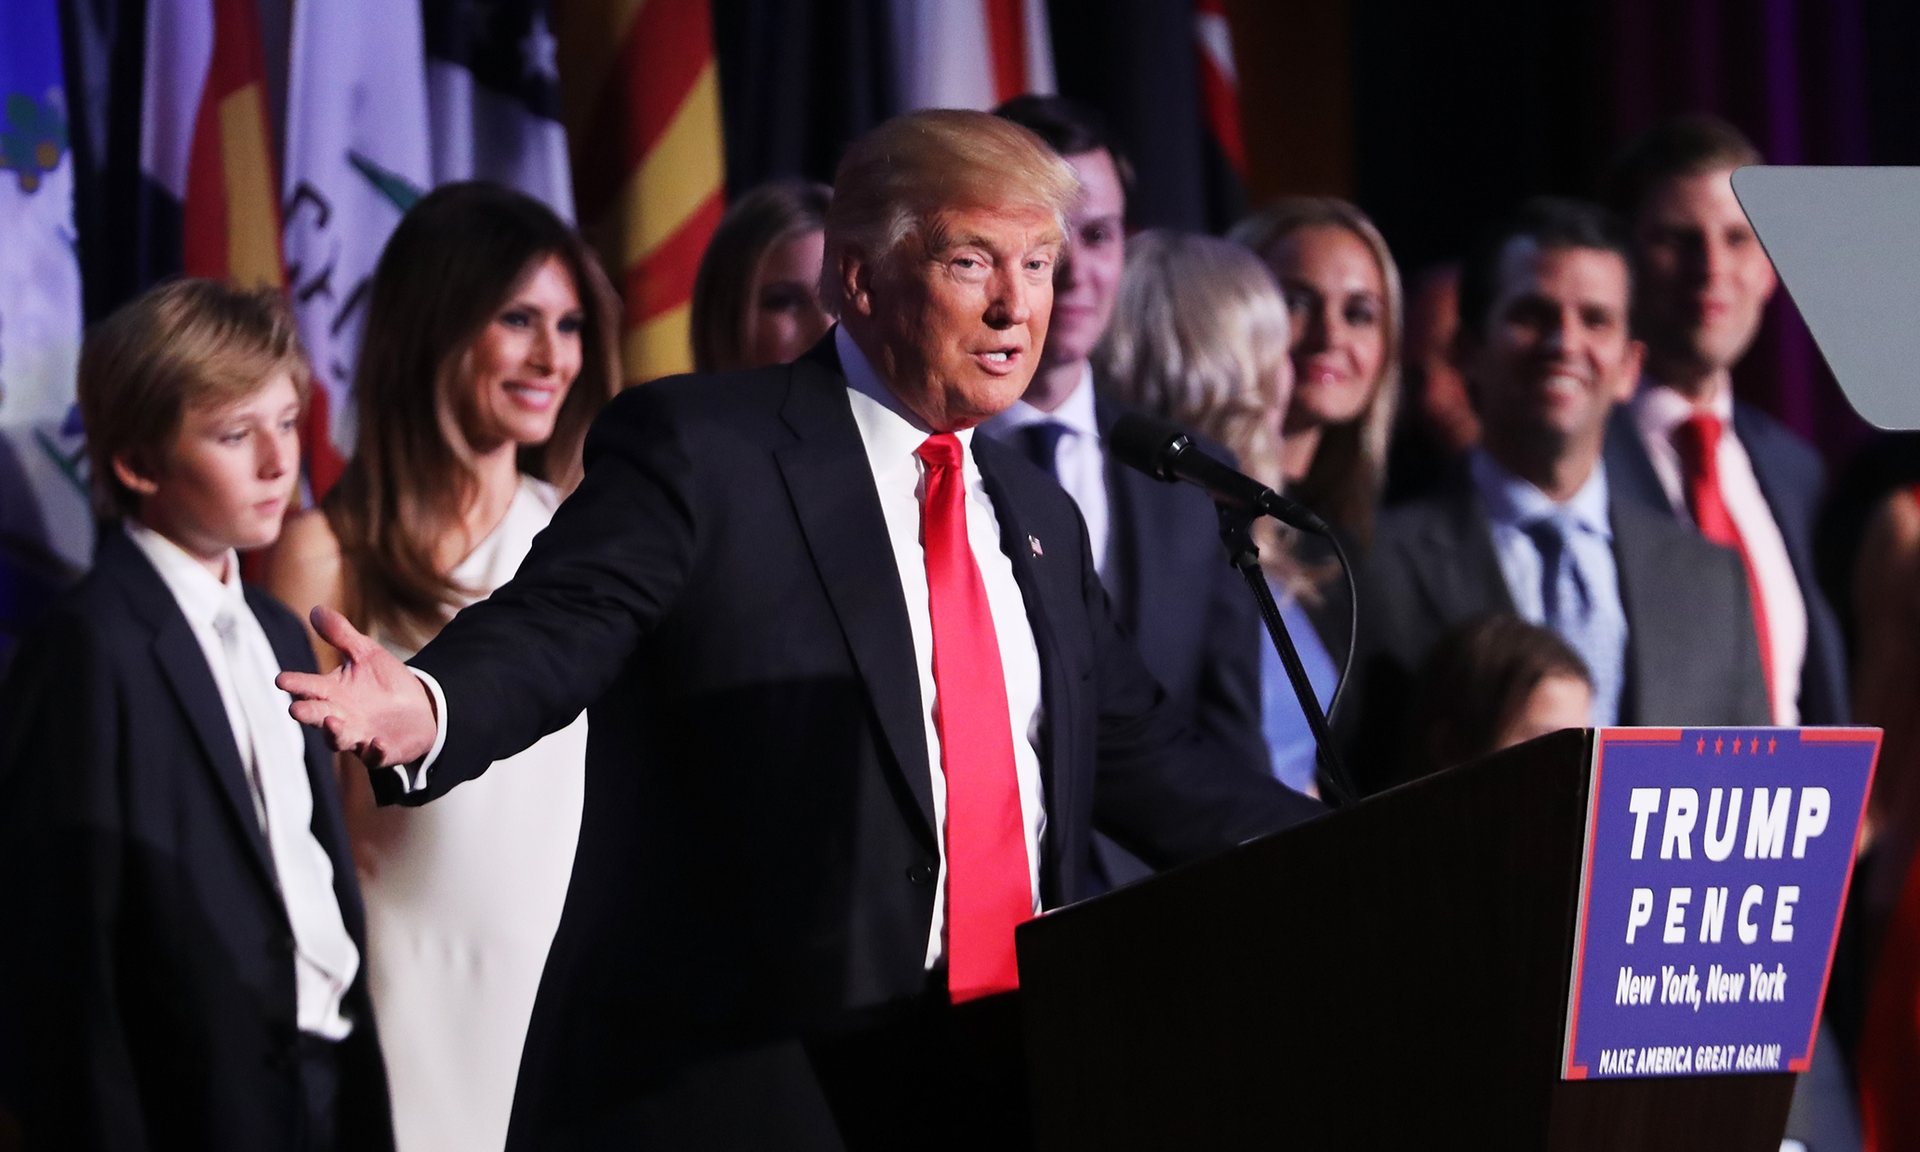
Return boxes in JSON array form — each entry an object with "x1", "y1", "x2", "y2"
[{"x1": 1602, "y1": 0, "x2": 1884, "y2": 461}]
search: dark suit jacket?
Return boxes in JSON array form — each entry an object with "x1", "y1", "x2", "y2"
[
  {"x1": 1348, "y1": 465, "x2": 1771, "y2": 793},
  {"x1": 0, "y1": 528, "x2": 392, "y2": 1152},
  {"x1": 394, "y1": 338, "x2": 1321, "y2": 1147},
  {"x1": 1091, "y1": 390, "x2": 1266, "y2": 779},
  {"x1": 1604, "y1": 403, "x2": 1849, "y2": 724}
]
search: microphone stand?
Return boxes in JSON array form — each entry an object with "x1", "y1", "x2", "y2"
[{"x1": 1216, "y1": 506, "x2": 1359, "y2": 809}]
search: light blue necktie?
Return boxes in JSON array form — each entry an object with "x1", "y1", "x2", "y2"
[{"x1": 1523, "y1": 512, "x2": 1604, "y2": 694}]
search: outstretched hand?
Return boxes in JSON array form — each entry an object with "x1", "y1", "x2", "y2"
[{"x1": 277, "y1": 605, "x2": 438, "y2": 770}]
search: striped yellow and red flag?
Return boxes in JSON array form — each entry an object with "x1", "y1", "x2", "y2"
[
  {"x1": 181, "y1": 0, "x2": 285, "y2": 291},
  {"x1": 143, "y1": 0, "x2": 346, "y2": 572},
  {"x1": 557, "y1": 0, "x2": 726, "y2": 385}
]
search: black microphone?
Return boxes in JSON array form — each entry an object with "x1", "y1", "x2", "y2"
[{"x1": 1108, "y1": 412, "x2": 1332, "y2": 537}]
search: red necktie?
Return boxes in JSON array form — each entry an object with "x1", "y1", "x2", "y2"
[
  {"x1": 916, "y1": 433, "x2": 1032, "y2": 1003},
  {"x1": 1672, "y1": 413, "x2": 1775, "y2": 711}
]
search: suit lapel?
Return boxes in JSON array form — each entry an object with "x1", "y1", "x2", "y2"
[
  {"x1": 976, "y1": 447, "x2": 1072, "y2": 885},
  {"x1": 1098, "y1": 454, "x2": 1141, "y2": 621},
  {"x1": 1609, "y1": 494, "x2": 1692, "y2": 725},
  {"x1": 1604, "y1": 404, "x2": 1671, "y2": 516},
  {"x1": 1414, "y1": 488, "x2": 1515, "y2": 619},
  {"x1": 1090, "y1": 392, "x2": 1140, "y2": 621},
  {"x1": 774, "y1": 345, "x2": 937, "y2": 845},
  {"x1": 100, "y1": 531, "x2": 280, "y2": 892},
  {"x1": 1731, "y1": 404, "x2": 1809, "y2": 559}
]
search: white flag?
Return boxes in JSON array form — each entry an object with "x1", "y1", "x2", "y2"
[
  {"x1": 889, "y1": 0, "x2": 1055, "y2": 112},
  {"x1": 423, "y1": 0, "x2": 574, "y2": 219},
  {"x1": 282, "y1": 0, "x2": 433, "y2": 454}
]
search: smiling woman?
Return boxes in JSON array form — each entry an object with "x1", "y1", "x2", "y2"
[
  {"x1": 1230, "y1": 197, "x2": 1404, "y2": 556},
  {"x1": 259, "y1": 181, "x2": 621, "y2": 1152},
  {"x1": 690, "y1": 180, "x2": 834, "y2": 372}
]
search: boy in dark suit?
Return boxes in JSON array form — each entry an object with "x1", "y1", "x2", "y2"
[{"x1": 0, "y1": 280, "x2": 392, "y2": 1151}]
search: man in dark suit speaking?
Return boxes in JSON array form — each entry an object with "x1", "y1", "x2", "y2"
[{"x1": 280, "y1": 110, "x2": 1320, "y2": 1149}]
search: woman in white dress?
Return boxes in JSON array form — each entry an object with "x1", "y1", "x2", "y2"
[{"x1": 266, "y1": 182, "x2": 621, "y2": 1152}]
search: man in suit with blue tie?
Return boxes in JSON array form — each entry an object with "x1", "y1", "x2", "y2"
[
  {"x1": 0, "y1": 281, "x2": 392, "y2": 1151},
  {"x1": 982, "y1": 98, "x2": 1268, "y2": 866},
  {"x1": 1350, "y1": 197, "x2": 1771, "y2": 793},
  {"x1": 1601, "y1": 114, "x2": 1848, "y2": 730}
]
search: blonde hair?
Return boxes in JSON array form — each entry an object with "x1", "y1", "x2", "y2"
[
  {"x1": 1230, "y1": 197, "x2": 1403, "y2": 552},
  {"x1": 78, "y1": 278, "x2": 311, "y2": 519},
  {"x1": 1095, "y1": 230, "x2": 1302, "y2": 582},
  {"x1": 821, "y1": 109, "x2": 1079, "y2": 312}
]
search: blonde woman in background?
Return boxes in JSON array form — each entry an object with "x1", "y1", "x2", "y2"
[
  {"x1": 1230, "y1": 197, "x2": 1403, "y2": 556},
  {"x1": 1096, "y1": 230, "x2": 1333, "y2": 794}
]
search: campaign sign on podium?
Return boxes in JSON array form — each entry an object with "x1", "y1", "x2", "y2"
[{"x1": 1561, "y1": 728, "x2": 1877, "y2": 1080}]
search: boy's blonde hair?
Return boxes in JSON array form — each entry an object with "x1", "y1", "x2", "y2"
[{"x1": 78, "y1": 279, "x2": 311, "y2": 520}]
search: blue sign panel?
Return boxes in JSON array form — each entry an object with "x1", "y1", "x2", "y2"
[{"x1": 1562, "y1": 728, "x2": 1877, "y2": 1080}]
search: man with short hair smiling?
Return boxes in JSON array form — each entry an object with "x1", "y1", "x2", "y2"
[
  {"x1": 1351, "y1": 197, "x2": 1769, "y2": 792},
  {"x1": 279, "y1": 109, "x2": 1319, "y2": 1149},
  {"x1": 1602, "y1": 114, "x2": 1848, "y2": 730},
  {"x1": 985, "y1": 95, "x2": 1265, "y2": 875}
]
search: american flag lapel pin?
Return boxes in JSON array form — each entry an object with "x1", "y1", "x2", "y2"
[{"x1": 1028, "y1": 534, "x2": 1044, "y2": 557}]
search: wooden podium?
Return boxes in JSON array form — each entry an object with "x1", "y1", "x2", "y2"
[{"x1": 1015, "y1": 729, "x2": 1799, "y2": 1150}]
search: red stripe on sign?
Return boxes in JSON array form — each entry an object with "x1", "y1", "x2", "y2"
[
  {"x1": 573, "y1": 0, "x2": 715, "y2": 223},
  {"x1": 623, "y1": 188, "x2": 726, "y2": 325},
  {"x1": 985, "y1": 0, "x2": 1027, "y2": 104},
  {"x1": 1600, "y1": 729, "x2": 1685, "y2": 742},
  {"x1": 1560, "y1": 730, "x2": 1612, "y2": 1076},
  {"x1": 1799, "y1": 728, "x2": 1883, "y2": 744}
]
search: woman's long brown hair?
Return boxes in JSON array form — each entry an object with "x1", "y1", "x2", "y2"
[{"x1": 324, "y1": 181, "x2": 621, "y2": 648}]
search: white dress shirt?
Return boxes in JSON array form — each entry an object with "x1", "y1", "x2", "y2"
[
  {"x1": 126, "y1": 520, "x2": 359, "y2": 1039},
  {"x1": 1630, "y1": 383, "x2": 1807, "y2": 724},
  {"x1": 838, "y1": 328, "x2": 1048, "y2": 968},
  {"x1": 1470, "y1": 453, "x2": 1629, "y2": 727},
  {"x1": 982, "y1": 363, "x2": 1110, "y2": 574},
  {"x1": 411, "y1": 329, "x2": 1051, "y2": 971}
]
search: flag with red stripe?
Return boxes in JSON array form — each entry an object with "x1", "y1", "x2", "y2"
[
  {"x1": 177, "y1": 0, "x2": 284, "y2": 286},
  {"x1": 1047, "y1": 0, "x2": 1244, "y2": 230},
  {"x1": 890, "y1": 0, "x2": 1055, "y2": 111},
  {"x1": 1193, "y1": 0, "x2": 1246, "y2": 179},
  {"x1": 144, "y1": 0, "x2": 348, "y2": 501},
  {"x1": 558, "y1": 0, "x2": 726, "y2": 384}
]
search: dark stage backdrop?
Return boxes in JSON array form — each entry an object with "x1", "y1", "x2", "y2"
[
  {"x1": 58, "y1": 0, "x2": 1920, "y2": 471},
  {"x1": 1234, "y1": 0, "x2": 1920, "y2": 471}
]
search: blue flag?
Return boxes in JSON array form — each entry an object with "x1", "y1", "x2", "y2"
[{"x1": 0, "y1": 0, "x2": 90, "y2": 659}]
